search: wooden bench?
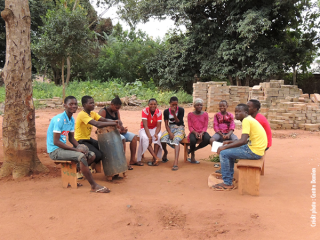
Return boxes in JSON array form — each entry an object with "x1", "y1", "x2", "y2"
[
  {"x1": 54, "y1": 160, "x2": 78, "y2": 188},
  {"x1": 236, "y1": 154, "x2": 265, "y2": 196}
]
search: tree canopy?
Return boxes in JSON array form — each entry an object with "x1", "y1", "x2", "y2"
[{"x1": 106, "y1": 0, "x2": 320, "y2": 86}]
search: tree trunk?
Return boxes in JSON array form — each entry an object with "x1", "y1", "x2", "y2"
[
  {"x1": 61, "y1": 57, "x2": 66, "y2": 100},
  {"x1": 244, "y1": 76, "x2": 250, "y2": 86},
  {"x1": 293, "y1": 66, "x2": 297, "y2": 85},
  {"x1": 0, "y1": 0, "x2": 48, "y2": 178},
  {"x1": 66, "y1": 56, "x2": 70, "y2": 85},
  {"x1": 236, "y1": 76, "x2": 241, "y2": 86},
  {"x1": 228, "y1": 75, "x2": 234, "y2": 85}
]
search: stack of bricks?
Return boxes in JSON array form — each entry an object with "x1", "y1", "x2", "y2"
[
  {"x1": 207, "y1": 82, "x2": 229, "y2": 112},
  {"x1": 267, "y1": 102, "x2": 320, "y2": 130},
  {"x1": 228, "y1": 86, "x2": 250, "y2": 110},
  {"x1": 192, "y1": 82, "x2": 209, "y2": 110},
  {"x1": 192, "y1": 81, "x2": 227, "y2": 111}
]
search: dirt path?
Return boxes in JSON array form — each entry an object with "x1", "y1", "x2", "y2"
[{"x1": 0, "y1": 107, "x2": 319, "y2": 240}]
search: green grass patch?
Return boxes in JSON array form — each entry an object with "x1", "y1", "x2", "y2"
[{"x1": 0, "y1": 79, "x2": 193, "y2": 105}]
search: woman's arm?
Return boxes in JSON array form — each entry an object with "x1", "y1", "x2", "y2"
[{"x1": 154, "y1": 121, "x2": 162, "y2": 141}]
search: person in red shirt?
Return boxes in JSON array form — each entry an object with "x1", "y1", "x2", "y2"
[
  {"x1": 247, "y1": 99, "x2": 272, "y2": 150},
  {"x1": 137, "y1": 98, "x2": 162, "y2": 166}
]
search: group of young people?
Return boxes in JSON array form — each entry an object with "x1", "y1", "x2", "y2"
[{"x1": 46, "y1": 94, "x2": 272, "y2": 193}]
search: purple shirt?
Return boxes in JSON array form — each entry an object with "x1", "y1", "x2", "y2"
[{"x1": 213, "y1": 112, "x2": 235, "y2": 134}]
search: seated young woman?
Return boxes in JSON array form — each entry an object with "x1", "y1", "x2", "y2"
[
  {"x1": 209, "y1": 100, "x2": 238, "y2": 144},
  {"x1": 98, "y1": 96, "x2": 140, "y2": 170},
  {"x1": 160, "y1": 96, "x2": 185, "y2": 171},
  {"x1": 137, "y1": 98, "x2": 162, "y2": 166},
  {"x1": 187, "y1": 98, "x2": 211, "y2": 164}
]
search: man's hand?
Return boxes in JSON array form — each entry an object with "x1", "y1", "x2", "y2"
[
  {"x1": 120, "y1": 127, "x2": 128, "y2": 134},
  {"x1": 223, "y1": 140, "x2": 233, "y2": 145},
  {"x1": 75, "y1": 148, "x2": 86, "y2": 154},
  {"x1": 217, "y1": 145, "x2": 227, "y2": 154}
]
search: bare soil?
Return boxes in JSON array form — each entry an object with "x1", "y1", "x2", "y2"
[{"x1": 0, "y1": 107, "x2": 319, "y2": 240}]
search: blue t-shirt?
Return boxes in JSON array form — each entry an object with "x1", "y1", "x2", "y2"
[{"x1": 47, "y1": 111, "x2": 75, "y2": 153}]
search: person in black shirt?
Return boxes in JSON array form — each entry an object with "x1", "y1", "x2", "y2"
[{"x1": 160, "y1": 96, "x2": 185, "y2": 171}]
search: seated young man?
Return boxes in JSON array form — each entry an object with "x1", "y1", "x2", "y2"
[
  {"x1": 74, "y1": 96, "x2": 118, "y2": 165},
  {"x1": 47, "y1": 96, "x2": 110, "y2": 193},
  {"x1": 247, "y1": 99, "x2": 272, "y2": 150},
  {"x1": 212, "y1": 104, "x2": 267, "y2": 191}
]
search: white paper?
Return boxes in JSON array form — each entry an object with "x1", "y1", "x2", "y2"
[{"x1": 211, "y1": 141, "x2": 223, "y2": 152}]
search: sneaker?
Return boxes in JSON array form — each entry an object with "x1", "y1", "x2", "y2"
[{"x1": 77, "y1": 172, "x2": 84, "y2": 179}]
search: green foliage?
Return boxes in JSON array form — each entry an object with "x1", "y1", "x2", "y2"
[
  {"x1": 107, "y1": 0, "x2": 320, "y2": 86},
  {"x1": 0, "y1": 80, "x2": 192, "y2": 105},
  {"x1": 92, "y1": 24, "x2": 162, "y2": 83}
]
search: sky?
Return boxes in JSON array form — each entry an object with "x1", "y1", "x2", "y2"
[{"x1": 93, "y1": 4, "x2": 185, "y2": 39}]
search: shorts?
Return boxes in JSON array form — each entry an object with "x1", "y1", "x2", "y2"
[
  {"x1": 120, "y1": 131, "x2": 136, "y2": 142},
  {"x1": 48, "y1": 145, "x2": 95, "y2": 167}
]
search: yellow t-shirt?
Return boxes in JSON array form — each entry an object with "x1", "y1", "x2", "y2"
[
  {"x1": 74, "y1": 111, "x2": 101, "y2": 141},
  {"x1": 242, "y1": 116, "x2": 267, "y2": 156}
]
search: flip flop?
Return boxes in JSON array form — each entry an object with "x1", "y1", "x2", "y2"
[
  {"x1": 131, "y1": 162, "x2": 144, "y2": 166},
  {"x1": 128, "y1": 165, "x2": 133, "y2": 170},
  {"x1": 187, "y1": 158, "x2": 200, "y2": 164},
  {"x1": 77, "y1": 182, "x2": 83, "y2": 187},
  {"x1": 215, "y1": 169, "x2": 221, "y2": 174},
  {"x1": 213, "y1": 163, "x2": 220, "y2": 168},
  {"x1": 172, "y1": 165, "x2": 179, "y2": 171},
  {"x1": 162, "y1": 158, "x2": 169, "y2": 163},
  {"x1": 91, "y1": 186, "x2": 111, "y2": 193},
  {"x1": 212, "y1": 183, "x2": 235, "y2": 191},
  {"x1": 147, "y1": 161, "x2": 159, "y2": 166}
]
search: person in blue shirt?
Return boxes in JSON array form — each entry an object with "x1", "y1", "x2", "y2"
[{"x1": 47, "y1": 96, "x2": 111, "y2": 193}]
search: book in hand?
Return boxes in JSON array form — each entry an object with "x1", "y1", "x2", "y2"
[{"x1": 211, "y1": 141, "x2": 223, "y2": 152}]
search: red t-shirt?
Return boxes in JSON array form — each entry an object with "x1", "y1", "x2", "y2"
[
  {"x1": 255, "y1": 113, "x2": 272, "y2": 148},
  {"x1": 140, "y1": 107, "x2": 162, "y2": 129}
]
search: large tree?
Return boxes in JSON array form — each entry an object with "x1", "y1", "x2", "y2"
[
  {"x1": 107, "y1": 0, "x2": 320, "y2": 86},
  {"x1": 0, "y1": 0, "x2": 48, "y2": 178}
]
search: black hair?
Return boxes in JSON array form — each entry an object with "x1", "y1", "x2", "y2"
[
  {"x1": 148, "y1": 98, "x2": 157, "y2": 103},
  {"x1": 219, "y1": 100, "x2": 228, "y2": 106},
  {"x1": 81, "y1": 95, "x2": 93, "y2": 105},
  {"x1": 111, "y1": 95, "x2": 122, "y2": 106},
  {"x1": 64, "y1": 96, "x2": 77, "y2": 104},
  {"x1": 248, "y1": 99, "x2": 261, "y2": 111},
  {"x1": 236, "y1": 103, "x2": 249, "y2": 113},
  {"x1": 169, "y1": 96, "x2": 178, "y2": 103}
]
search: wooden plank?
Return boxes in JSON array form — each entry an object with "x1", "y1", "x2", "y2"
[
  {"x1": 238, "y1": 166, "x2": 260, "y2": 196},
  {"x1": 56, "y1": 161, "x2": 77, "y2": 188},
  {"x1": 237, "y1": 158, "x2": 264, "y2": 169}
]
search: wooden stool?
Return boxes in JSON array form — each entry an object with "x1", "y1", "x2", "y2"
[
  {"x1": 181, "y1": 138, "x2": 202, "y2": 162},
  {"x1": 236, "y1": 155, "x2": 265, "y2": 196},
  {"x1": 54, "y1": 160, "x2": 77, "y2": 188}
]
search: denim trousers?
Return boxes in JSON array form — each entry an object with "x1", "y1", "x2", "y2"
[{"x1": 220, "y1": 144, "x2": 262, "y2": 185}]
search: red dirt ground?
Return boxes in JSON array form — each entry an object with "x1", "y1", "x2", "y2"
[{"x1": 0, "y1": 107, "x2": 319, "y2": 240}]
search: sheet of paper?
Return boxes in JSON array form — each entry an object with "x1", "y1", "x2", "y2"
[{"x1": 211, "y1": 141, "x2": 223, "y2": 152}]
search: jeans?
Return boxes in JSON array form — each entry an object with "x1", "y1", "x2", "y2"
[{"x1": 220, "y1": 144, "x2": 262, "y2": 185}]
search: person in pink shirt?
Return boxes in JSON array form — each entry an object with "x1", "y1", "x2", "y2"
[
  {"x1": 187, "y1": 98, "x2": 211, "y2": 164},
  {"x1": 247, "y1": 99, "x2": 272, "y2": 150},
  {"x1": 209, "y1": 100, "x2": 238, "y2": 144}
]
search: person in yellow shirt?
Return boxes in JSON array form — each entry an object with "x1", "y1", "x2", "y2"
[
  {"x1": 212, "y1": 104, "x2": 267, "y2": 191},
  {"x1": 75, "y1": 96, "x2": 118, "y2": 166}
]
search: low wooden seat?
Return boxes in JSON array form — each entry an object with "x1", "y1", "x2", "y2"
[
  {"x1": 54, "y1": 160, "x2": 77, "y2": 188},
  {"x1": 236, "y1": 155, "x2": 265, "y2": 196}
]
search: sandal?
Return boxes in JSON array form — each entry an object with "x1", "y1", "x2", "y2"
[
  {"x1": 172, "y1": 165, "x2": 179, "y2": 171},
  {"x1": 162, "y1": 158, "x2": 169, "y2": 163},
  {"x1": 213, "y1": 163, "x2": 220, "y2": 168},
  {"x1": 131, "y1": 162, "x2": 144, "y2": 166},
  {"x1": 187, "y1": 158, "x2": 200, "y2": 164},
  {"x1": 212, "y1": 183, "x2": 235, "y2": 191},
  {"x1": 128, "y1": 165, "x2": 133, "y2": 170},
  {"x1": 147, "y1": 161, "x2": 159, "y2": 166},
  {"x1": 91, "y1": 186, "x2": 111, "y2": 193}
]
